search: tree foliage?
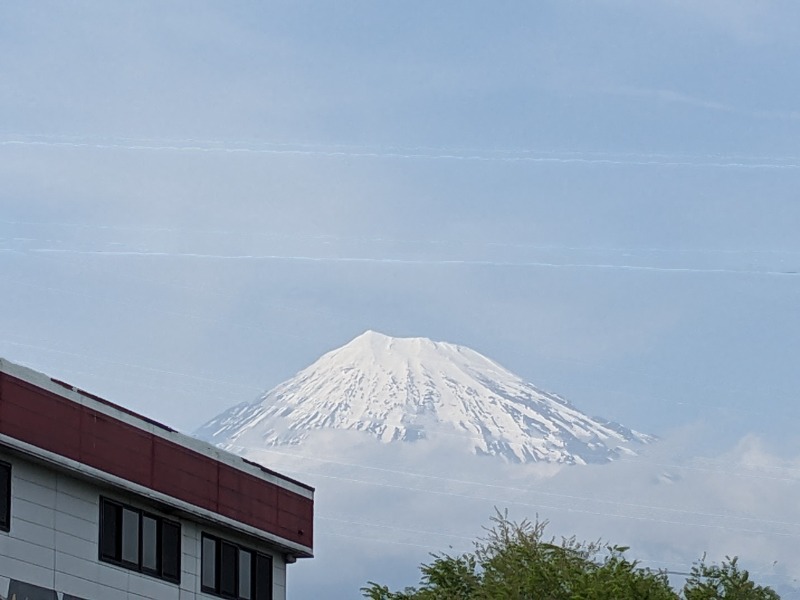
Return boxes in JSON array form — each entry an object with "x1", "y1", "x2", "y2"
[
  {"x1": 361, "y1": 512, "x2": 780, "y2": 600},
  {"x1": 684, "y1": 556, "x2": 780, "y2": 600}
]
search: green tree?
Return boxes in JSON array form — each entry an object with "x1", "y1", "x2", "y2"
[
  {"x1": 361, "y1": 512, "x2": 781, "y2": 600},
  {"x1": 362, "y1": 511, "x2": 677, "y2": 600},
  {"x1": 683, "y1": 556, "x2": 780, "y2": 600}
]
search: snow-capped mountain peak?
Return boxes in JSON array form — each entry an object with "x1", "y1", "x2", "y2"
[{"x1": 196, "y1": 331, "x2": 653, "y2": 464}]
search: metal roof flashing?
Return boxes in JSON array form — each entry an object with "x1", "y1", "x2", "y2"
[{"x1": 0, "y1": 357, "x2": 314, "y2": 555}]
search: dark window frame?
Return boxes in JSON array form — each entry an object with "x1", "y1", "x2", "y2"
[
  {"x1": 201, "y1": 533, "x2": 273, "y2": 600},
  {"x1": 0, "y1": 460, "x2": 10, "y2": 532},
  {"x1": 98, "y1": 496, "x2": 181, "y2": 584}
]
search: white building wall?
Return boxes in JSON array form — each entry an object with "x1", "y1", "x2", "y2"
[{"x1": 0, "y1": 452, "x2": 288, "y2": 600}]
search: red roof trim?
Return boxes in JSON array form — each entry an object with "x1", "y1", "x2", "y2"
[
  {"x1": 0, "y1": 370, "x2": 313, "y2": 552},
  {"x1": 51, "y1": 377, "x2": 178, "y2": 433}
]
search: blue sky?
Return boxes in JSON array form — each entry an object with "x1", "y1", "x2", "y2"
[
  {"x1": 3, "y1": 1, "x2": 800, "y2": 595},
  {"x1": 2, "y1": 1, "x2": 799, "y2": 440},
  {"x1": 4, "y1": 154, "x2": 797, "y2": 443}
]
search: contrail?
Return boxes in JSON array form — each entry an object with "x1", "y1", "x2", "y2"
[
  {"x1": 3, "y1": 137, "x2": 800, "y2": 169},
  {"x1": 3, "y1": 220, "x2": 799, "y2": 260},
  {"x1": 4, "y1": 220, "x2": 800, "y2": 258},
  {"x1": 13, "y1": 246, "x2": 799, "y2": 276},
  {"x1": 8, "y1": 132, "x2": 800, "y2": 163},
  {"x1": 0, "y1": 339, "x2": 262, "y2": 392}
]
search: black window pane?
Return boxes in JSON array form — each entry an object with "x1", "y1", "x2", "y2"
[
  {"x1": 220, "y1": 541, "x2": 238, "y2": 597},
  {"x1": 99, "y1": 498, "x2": 180, "y2": 585},
  {"x1": 161, "y1": 520, "x2": 181, "y2": 581},
  {"x1": 100, "y1": 500, "x2": 120, "y2": 560},
  {"x1": 255, "y1": 553, "x2": 272, "y2": 600},
  {"x1": 141, "y1": 515, "x2": 158, "y2": 571},
  {"x1": 239, "y1": 549, "x2": 252, "y2": 599},
  {"x1": 121, "y1": 507, "x2": 140, "y2": 564},
  {"x1": 0, "y1": 462, "x2": 10, "y2": 530},
  {"x1": 202, "y1": 536, "x2": 217, "y2": 590}
]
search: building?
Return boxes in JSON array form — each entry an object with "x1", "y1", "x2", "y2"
[{"x1": 0, "y1": 358, "x2": 313, "y2": 600}]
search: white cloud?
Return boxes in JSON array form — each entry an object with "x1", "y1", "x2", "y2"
[{"x1": 238, "y1": 428, "x2": 800, "y2": 598}]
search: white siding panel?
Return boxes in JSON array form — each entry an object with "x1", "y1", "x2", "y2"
[
  {"x1": 182, "y1": 551, "x2": 198, "y2": 576},
  {"x1": 127, "y1": 572, "x2": 180, "y2": 600},
  {"x1": 0, "y1": 535, "x2": 56, "y2": 570},
  {"x1": 55, "y1": 571, "x2": 129, "y2": 600},
  {"x1": 57, "y1": 551, "x2": 126, "y2": 591},
  {"x1": 275, "y1": 583, "x2": 287, "y2": 600},
  {"x1": 13, "y1": 496, "x2": 56, "y2": 529},
  {"x1": 0, "y1": 453, "x2": 299, "y2": 600},
  {"x1": 55, "y1": 508, "x2": 97, "y2": 542},
  {"x1": 273, "y1": 558, "x2": 287, "y2": 587},
  {"x1": 55, "y1": 529, "x2": 96, "y2": 560},
  {"x1": 12, "y1": 466, "x2": 56, "y2": 494},
  {"x1": 56, "y1": 473, "x2": 93, "y2": 499},
  {"x1": 14, "y1": 459, "x2": 57, "y2": 488},
  {"x1": 273, "y1": 556, "x2": 287, "y2": 600},
  {"x1": 8, "y1": 515, "x2": 54, "y2": 548},
  {"x1": 55, "y1": 484, "x2": 97, "y2": 521},
  {"x1": 0, "y1": 554, "x2": 55, "y2": 589}
]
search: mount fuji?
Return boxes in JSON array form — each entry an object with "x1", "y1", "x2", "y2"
[{"x1": 196, "y1": 331, "x2": 653, "y2": 464}]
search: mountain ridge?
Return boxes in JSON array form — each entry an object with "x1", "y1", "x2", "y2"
[{"x1": 196, "y1": 331, "x2": 653, "y2": 464}]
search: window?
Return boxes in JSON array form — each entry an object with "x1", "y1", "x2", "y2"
[
  {"x1": 142, "y1": 514, "x2": 158, "y2": 571},
  {"x1": 201, "y1": 533, "x2": 273, "y2": 600},
  {"x1": 121, "y1": 507, "x2": 139, "y2": 564},
  {"x1": 0, "y1": 461, "x2": 10, "y2": 532},
  {"x1": 99, "y1": 497, "x2": 180, "y2": 582}
]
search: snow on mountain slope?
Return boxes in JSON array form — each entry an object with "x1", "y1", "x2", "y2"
[{"x1": 196, "y1": 331, "x2": 653, "y2": 464}]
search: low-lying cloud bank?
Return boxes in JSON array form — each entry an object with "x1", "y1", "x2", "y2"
[{"x1": 237, "y1": 427, "x2": 800, "y2": 598}]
